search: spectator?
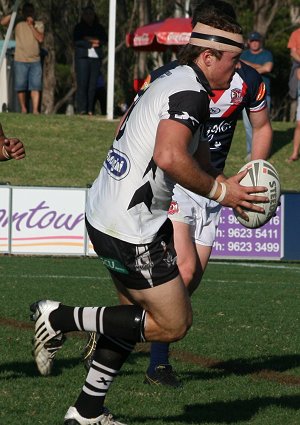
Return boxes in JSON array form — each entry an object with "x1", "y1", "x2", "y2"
[
  {"x1": 73, "y1": 5, "x2": 107, "y2": 116},
  {"x1": 0, "y1": 3, "x2": 44, "y2": 114},
  {"x1": 240, "y1": 31, "x2": 273, "y2": 159},
  {"x1": 0, "y1": 123, "x2": 25, "y2": 161},
  {"x1": 93, "y1": 72, "x2": 107, "y2": 115},
  {"x1": 287, "y1": 27, "x2": 300, "y2": 162}
]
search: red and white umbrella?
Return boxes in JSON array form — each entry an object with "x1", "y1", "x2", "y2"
[{"x1": 126, "y1": 17, "x2": 192, "y2": 52}]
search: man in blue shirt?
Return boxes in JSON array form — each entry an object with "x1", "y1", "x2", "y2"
[{"x1": 240, "y1": 31, "x2": 273, "y2": 159}]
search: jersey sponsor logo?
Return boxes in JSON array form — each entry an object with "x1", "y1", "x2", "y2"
[
  {"x1": 230, "y1": 88, "x2": 243, "y2": 105},
  {"x1": 207, "y1": 120, "x2": 233, "y2": 144},
  {"x1": 256, "y1": 82, "x2": 266, "y2": 101},
  {"x1": 168, "y1": 200, "x2": 179, "y2": 215},
  {"x1": 174, "y1": 111, "x2": 199, "y2": 126},
  {"x1": 99, "y1": 256, "x2": 129, "y2": 274},
  {"x1": 104, "y1": 148, "x2": 130, "y2": 180},
  {"x1": 210, "y1": 107, "x2": 221, "y2": 115}
]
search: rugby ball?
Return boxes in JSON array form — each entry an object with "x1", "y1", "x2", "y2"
[{"x1": 233, "y1": 159, "x2": 281, "y2": 229}]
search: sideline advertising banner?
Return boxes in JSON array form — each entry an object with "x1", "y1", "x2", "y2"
[
  {"x1": 0, "y1": 186, "x2": 11, "y2": 253},
  {"x1": 211, "y1": 199, "x2": 284, "y2": 260},
  {"x1": 1, "y1": 186, "x2": 87, "y2": 255},
  {"x1": 1, "y1": 186, "x2": 297, "y2": 260}
]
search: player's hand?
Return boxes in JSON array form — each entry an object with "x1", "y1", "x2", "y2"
[
  {"x1": 3, "y1": 138, "x2": 26, "y2": 160},
  {"x1": 219, "y1": 169, "x2": 268, "y2": 220}
]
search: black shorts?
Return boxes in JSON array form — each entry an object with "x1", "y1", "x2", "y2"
[{"x1": 86, "y1": 217, "x2": 179, "y2": 290}]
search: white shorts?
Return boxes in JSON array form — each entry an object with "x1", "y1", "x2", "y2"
[{"x1": 168, "y1": 185, "x2": 222, "y2": 247}]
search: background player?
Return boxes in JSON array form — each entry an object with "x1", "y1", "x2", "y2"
[{"x1": 143, "y1": 1, "x2": 272, "y2": 387}]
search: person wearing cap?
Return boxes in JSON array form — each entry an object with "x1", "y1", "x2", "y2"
[
  {"x1": 240, "y1": 31, "x2": 273, "y2": 159},
  {"x1": 287, "y1": 27, "x2": 300, "y2": 162},
  {"x1": 30, "y1": 11, "x2": 269, "y2": 425}
]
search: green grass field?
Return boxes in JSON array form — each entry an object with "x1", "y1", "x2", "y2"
[
  {"x1": 0, "y1": 112, "x2": 299, "y2": 191},
  {"x1": 0, "y1": 113, "x2": 300, "y2": 423},
  {"x1": 0, "y1": 256, "x2": 300, "y2": 425}
]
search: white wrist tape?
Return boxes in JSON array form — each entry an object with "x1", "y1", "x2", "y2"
[
  {"x1": 206, "y1": 180, "x2": 218, "y2": 199},
  {"x1": 215, "y1": 182, "x2": 227, "y2": 203}
]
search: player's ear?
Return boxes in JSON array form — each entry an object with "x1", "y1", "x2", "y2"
[{"x1": 202, "y1": 49, "x2": 215, "y2": 66}]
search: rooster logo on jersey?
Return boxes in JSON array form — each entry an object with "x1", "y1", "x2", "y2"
[{"x1": 230, "y1": 88, "x2": 243, "y2": 105}]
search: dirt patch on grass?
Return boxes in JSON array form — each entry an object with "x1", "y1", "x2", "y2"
[{"x1": 1, "y1": 319, "x2": 299, "y2": 387}]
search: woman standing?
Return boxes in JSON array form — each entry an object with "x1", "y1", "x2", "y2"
[{"x1": 73, "y1": 6, "x2": 107, "y2": 115}]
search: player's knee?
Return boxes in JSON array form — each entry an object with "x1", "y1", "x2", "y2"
[
  {"x1": 179, "y1": 261, "x2": 197, "y2": 288},
  {"x1": 165, "y1": 313, "x2": 193, "y2": 342}
]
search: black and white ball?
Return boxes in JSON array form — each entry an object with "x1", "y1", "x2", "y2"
[{"x1": 234, "y1": 159, "x2": 281, "y2": 229}]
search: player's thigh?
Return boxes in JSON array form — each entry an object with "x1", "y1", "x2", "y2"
[
  {"x1": 195, "y1": 243, "x2": 212, "y2": 274},
  {"x1": 121, "y1": 274, "x2": 192, "y2": 340}
]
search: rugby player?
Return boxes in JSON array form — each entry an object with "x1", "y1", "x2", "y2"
[
  {"x1": 30, "y1": 10, "x2": 268, "y2": 425},
  {"x1": 83, "y1": 1, "x2": 272, "y2": 389}
]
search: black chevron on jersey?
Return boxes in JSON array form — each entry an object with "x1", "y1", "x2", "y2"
[
  {"x1": 143, "y1": 158, "x2": 157, "y2": 179},
  {"x1": 128, "y1": 181, "x2": 153, "y2": 213}
]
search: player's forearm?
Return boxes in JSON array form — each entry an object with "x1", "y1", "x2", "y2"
[
  {"x1": 157, "y1": 149, "x2": 215, "y2": 196},
  {"x1": 251, "y1": 124, "x2": 273, "y2": 160}
]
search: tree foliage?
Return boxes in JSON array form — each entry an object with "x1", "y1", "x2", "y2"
[{"x1": 0, "y1": 0, "x2": 300, "y2": 119}]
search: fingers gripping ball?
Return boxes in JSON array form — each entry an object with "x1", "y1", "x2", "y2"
[{"x1": 234, "y1": 159, "x2": 281, "y2": 229}]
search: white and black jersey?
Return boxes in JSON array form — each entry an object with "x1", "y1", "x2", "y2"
[
  {"x1": 143, "y1": 60, "x2": 267, "y2": 171},
  {"x1": 86, "y1": 64, "x2": 211, "y2": 244}
]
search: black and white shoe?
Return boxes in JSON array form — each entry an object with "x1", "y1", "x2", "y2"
[
  {"x1": 64, "y1": 406, "x2": 127, "y2": 425},
  {"x1": 30, "y1": 300, "x2": 65, "y2": 376}
]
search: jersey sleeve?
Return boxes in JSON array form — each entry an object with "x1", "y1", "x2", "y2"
[
  {"x1": 242, "y1": 65, "x2": 267, "y2": 113},
  {"x1": 159, "y1": 89, "x2": 210, "y2": 134}
]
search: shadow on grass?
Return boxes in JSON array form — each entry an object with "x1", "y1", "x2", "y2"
[
  {"x1": 271, "y1": 127, "x2": 294, "y2": 156},
  {"x1": 0, "y1": 357, "x2": 81, "y2": 379},
  {"x1": 126, "y1": 350, "x2": 300, "y2": 384},
  {"x1": 130, "y1": 395, "x2": 300, "y2": 423},
  {"x1": 172, "y1": 352, "x2": 300, "y2": 384},
  {"x1": 2, "y1": 349, "x2": 299, "y2": 384}
]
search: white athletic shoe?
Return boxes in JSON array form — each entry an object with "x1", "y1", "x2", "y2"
[
  {"x1": 30, "y1": 299, "x2": 65, "y2": 376},
  {"x1": 64, "y1": 406, "x2": 127, "y2": 425}
]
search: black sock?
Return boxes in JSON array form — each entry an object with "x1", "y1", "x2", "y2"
[
  {"x1": 50, "y1": 304, "x2": 146, "y2": 342},
  {"x1": 75, "y1": 335, "x2": 135, "y2": 418}
]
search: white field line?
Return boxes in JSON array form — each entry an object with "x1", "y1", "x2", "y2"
[
  {"x1": 209, "y1": 261, "x2": 300, "y2": 272},
  {"x1": 4, "y1": 274, "x2": 108, "y2": 280},
  {"x1": 3, "y1": 262, "x2": 300, "y2": 282}
]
